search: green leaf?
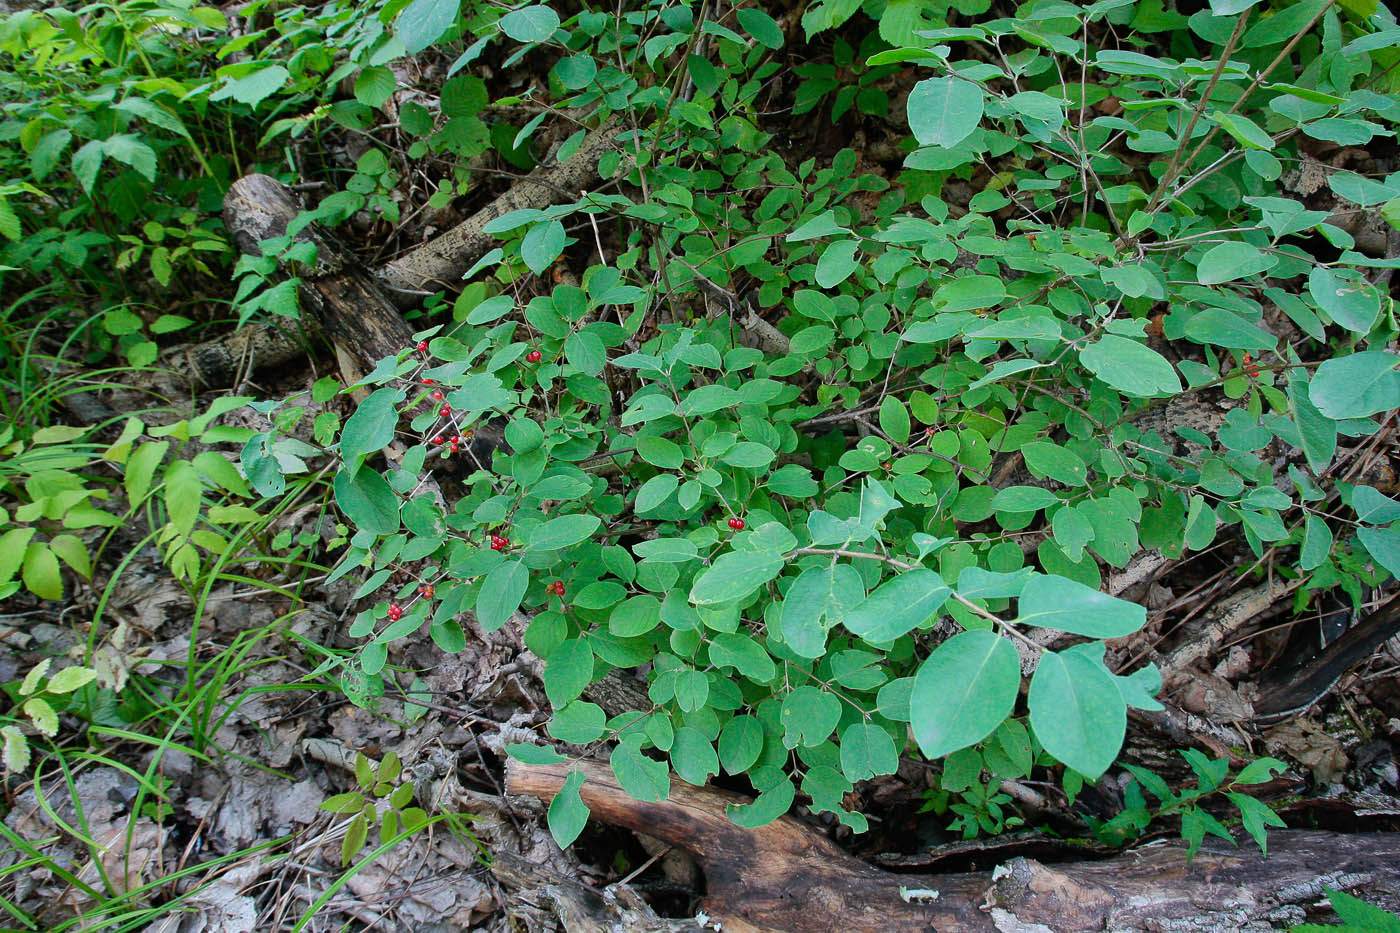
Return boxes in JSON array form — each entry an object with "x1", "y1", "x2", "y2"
[
  {"x1": 216, "y1": 65, "x2": 290, "y2": 108},
  {"x1": 125, "y1": 440, "x2": 169, "y2": 506},
  {"x1": 1021, "y1": 442, "x2": 1089, "y2": 487},
  {"x1": 635, "y1": 473, "x2": 678, "y2": 513},
  {"x1": 934, "y1": 275, "x2": 1005, "y2": 313},
  {"x1": 101, "y1": 135, "x2": 157, "y2": 182},
  {"x1": 840, "y1": 723, "x2": 899, "y2": 782},
  {"x1": 1209, "y1": 111, "x2": 1273, "y2": 150},
  {"x1": 341, "y1": 388, "x2": 401, "y2": 465},
  {"x1": 1196, "y1": 242, "x2": 1276, "y2": 285},
  {"x1": 544, "y1": 638, "x2": 593, "y2": 706},
  {"x1": 354, "y1": 66, "x2": 396, "y2": 108},
  {"x1": 736, "y1": 7, "x2": 784, "y2": 47},
  {"x1": 526, "y1": 514, "x2": 601, "y2": 552},
  {"x1": 908, "y1": 76, "x2": 984, "y2": 148},
  {"x1": 1080, "y1": 335, "x2": 1181, "y2": 398},
  {"x1": 1319, "y1": 887, "x2": 1400, "y2": 931},
  {"x1": 522, "y1": 220, "x2": 567, "y2": 275},
  {"x1": 689, "y1": 550, "x2": 786, "y2": 605},
  {"x1": 1182, "y1": 307, "x2": 1277, "y2": 350},
  {"x1": 815, "y1": 240, "x2": 861, "y2": 287},
  {"x1": 1028, "y1": 647, "x2": 1126, "y2": 780},
  {"x1": 844, "y1": 569, "x2": 950, "y2": 642},
  {"x1": 992, "y1": 486, "x2": 1062, "y2": 513},
  {"x1": 1288, "y1": 374, "x2": 1336, "y2": 474},
  {"x1": 781, "y1": 685, "x2": 841, "y2": 748},
  {"x1": 499, "y1": 5, "x2": 560, "y2": 42},
  {"x1": 45, "y1": 666, "x2": 97, "y2": 694},
  {"x1": 549, "y1": 700, "x2": 606, "y2": 743},
  {"x1": 547, "y1": 770, "x2": 589, "y2": 848},
  {"x1": 1300, "y1": 515, "x2": 1333, "y2": 571},
  {"x1": 709, "y1": 633, "x2": 776, "y2": 682},
  {"x1": 719, "y1": 716, "x2": 765, "y2": 774},
  {"x1": 164, "y1": 459, "x2": 202, "y2": 538},
  {"x1": 910, "y1": 630, "x2": 1020, "y2": 758},
  {"x1": 333, "y1": 468, "x2": 401, "y2": 535},
  {"x1": 1225, "y1": 792, "x2": 1285, "y2": 854},
  {"x1": 1310, "y1": 352, "x2": 1400, "y2": 419},
  {"x1": 726, "y1": 775, "x2": 794, "y2": 827},
  {"x1": 671, "y1": 727, "x2": 720, "y2": 785},
  {"x1": 878, "y1": 396, "x2": 911, "y2": 445},
  {"x1": 476, "y1": 559, "x2": 528, "y2": 631},
  {"x1": 785, "y1": 210, "x2": 851, "y2": 241},
  {"x1": 1308, "y1": 266, "x2": 1380, "y2": 334},
  {"x1": 610, "y1": 741, "x2": 670, "y2": 801},
  {"x1": 507, "y1": 743, "x2": 566, "y2": 764},
  {"x1": 1017, "y1": 574, "x2": 1146, "y2": 637},
  {"x1": 1358, "y1": 526, "x2": 1400, "y2": 579},
  {"x1": 398, "y1": 0, "x2": 459, "y2": 53}
]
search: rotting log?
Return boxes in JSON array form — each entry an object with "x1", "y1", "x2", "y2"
[
  {"x1": 506, "y1": 758, "x2": 1400, "y2": 933},
  {"x1": 374, "y1": 116, "x2": 630, "y2": 300},
  {"x1": 223, "y1": 174, "x2": 415, "y2": 382}
]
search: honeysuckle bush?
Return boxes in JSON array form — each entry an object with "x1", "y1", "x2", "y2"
[{"x1": 242, "y1": 0, "x2": 1400, "y2": 845}]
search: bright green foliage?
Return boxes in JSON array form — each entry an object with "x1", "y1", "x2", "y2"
[
  {"x1": 221, "y1": 0, "x2": 1400, "y2": 854},
  {"x1": 1091, "y1": 752, "x2": 1288, "y2": 862},
  {"x1": 317, "y1": 751, "x2": 431, "y2": 866},
  {"x1": 1292, "y1": 888, "x2": 1400, "y2": 933}
]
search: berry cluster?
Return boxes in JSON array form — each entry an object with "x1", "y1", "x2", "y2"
[
  {"x1": 727, "y1": 517, "x2": 745, "y2": 530},
  {"x1": 490, "y1": 534, "x2": 509, "y2": 551},
  {"x1": 548, "y1": 580, "x2": 565, "y2": 596},
  {"x1": 525, "y1": 349, "x2": 542, "y2": 363},
  {"x1": 387, "y1": 602, "x2": 403, "y2": 622}
]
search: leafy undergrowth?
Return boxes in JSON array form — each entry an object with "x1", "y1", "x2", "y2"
[{"x1": 3, "y1": 0, "x2": 1400, "y2": 927}]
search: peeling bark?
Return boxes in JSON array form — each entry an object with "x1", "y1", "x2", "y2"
[{"x1": 507, "y1": 758, "x2": 1400, "y2": 933}]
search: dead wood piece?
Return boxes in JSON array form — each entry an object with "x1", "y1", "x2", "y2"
[
  {"x1": 507, "y1": 758, "x2": 1400, "y2": 933},
  {"x1": 491, "y1": 850, "x2": 706, "y2": 933},
  {"x1": 155, "y1": 320, "x2": 311, "y2": 391},
  {"x1": 375, "y1": 117, "x2": 630, "y2": 300},
  {"x1": 1160, "y1": 578, "x2": 1297, "y2": 689},
  {"x1": 223, "y1": 174, "x2": 415, "y2": 380}
]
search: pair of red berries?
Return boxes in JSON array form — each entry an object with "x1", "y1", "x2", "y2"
[
  {"x1": 547, "y1": 580, "x2": 565, "y2": 596},
  {"x1": 419, "y1": 584, "x2": 434, "y2": 598},
  {"x1": 525, "y1": 350, "x2": 542, "y2": 363},
  {"x1": 439, "y1": 403, "x2": 452, "y2": 416},
  {"x1": 387, "y1": 603, "x2": 404, "y2": 621},
  {"x1": 490, "y1": 534, "x2": 510, "y2": 550},
  {"x1": 727, "y1": 517, "x2": 745, "y2": 530}
]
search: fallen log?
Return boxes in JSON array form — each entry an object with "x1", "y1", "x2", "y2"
[
  {"x1": 374, "y1": 116, "x2": 629, "y2": 300},
  {"x1": 506, "y1": 758, "x2": 1400, "y2": 933},
  {"x1": 223, "y1": 173, "x2": 416, "y2": 382}
]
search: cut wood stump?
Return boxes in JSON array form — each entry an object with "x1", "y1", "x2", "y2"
[{"x1": 506, "y1": 758, "x2": 1400, "y2": 932}]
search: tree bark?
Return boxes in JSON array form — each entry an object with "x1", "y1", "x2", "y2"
[
  {"x1": 506, "y1": 758, "x2": 1400, "y2": 933},
  {"x1": 222, "y1": 174, "x2": 415, "y2": 382},
  {"x1": 374, "y1": 117, "x2": 629, "y2": 300}
]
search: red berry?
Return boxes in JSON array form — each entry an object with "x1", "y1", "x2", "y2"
[
  {"x1": 449, "y1": 442, "x2": 460, "y2": 452},
  {"x1": 525, "y1": 350, "x2": 542, "y2": 363},
  {"x1": 432, "y1": 435, "x2": 444, "y2": 445},
  {"x1": 423, "y1": 378, "x2": 435, "y2": 385},
  {"x1": 432, "y1": 390, "x2": 443, "y2": 400},
  {"x1": 728, "y1": 517, "x2": 745, "y2": 530},
  {"x1": 440, "y1": 404, "x2": 452, "y2": 416},
  {"x1": 416, "y1": 341, "x2": 429, "y2": 353}
]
